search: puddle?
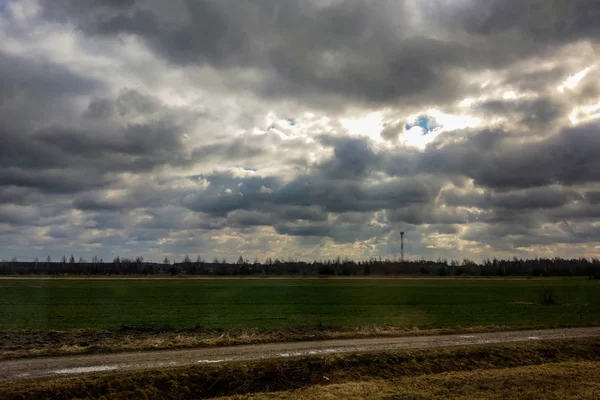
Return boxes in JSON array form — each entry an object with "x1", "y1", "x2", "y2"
[
  {"x1": 277, "y1": 348, "x2": 343, "y2": 358},
  {"x1": 196, "y1": 359, "x2": 226, "y2": 364},
  {"x1": 460, "y1": 335, "x2": 475, "y2": 339},
  {"x1": 52, "y1": 365, "x2": 118, "y2": 375},
  {"x1": 527, "y1": 336, "x2": 540, "y2": 340},
  {"x1": 282, "y1": 352, "x2": 304, "y2": 357}
]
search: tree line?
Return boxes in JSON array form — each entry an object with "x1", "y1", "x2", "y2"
[{"x1": 1, "y1": 255, "x2": 600, "y2": 278}]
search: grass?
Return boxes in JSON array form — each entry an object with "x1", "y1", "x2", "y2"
[
  {"x1": 215, "y1": 362, "x2": 600, "y2": 400},
  {"x1": 1, "y1": 277, "x2": 599, "y2": 331},
  {"x1": 4, "y1": 324, "x2": 585, "y2": 360},
  {"x1": 2, "y1": 338, "x2": 600, "y2": 399}
]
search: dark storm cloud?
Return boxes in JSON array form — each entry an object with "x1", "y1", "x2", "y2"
[
  {"x1": 0, "y1": 201, "x2": 69, "y2": 227},
  {"x1": 116, "y1": 89, "x2": 162, "y2": 117},
  {"x1": 40, "y1": 0, "x2": 136, "y2": 22},
  {"x1": 179, "y1": 137, "x2": 442, "y2": 243},
  {"x1": 183, "y1": 159, "x2": 438, "y2": 220},
  {"x1": 420, "y1": 122, "x2": 600, "y2": 189},
  {"x1": 83, "y1": 98, "x2": 114, "y2": 120},
  {"x1": 73, "y1": 193, "x2": 131, "y2": 212},
  {"x1": 178, "y1": 119, "x2": 600, "y2": 243},
  {"x1": 2, "y1": 0, "x2": 600, "y2": 260},
  {"x1": 83, "y1": 89, "x2": 166, "y2": 121},
  {"x1": 575, "y1": 80, "x2": 600, "y2": 104},
  {"x1": 476, "y1": 98, "x2": 566, "y2": 129},
  {"x1": 0, "y1": 205, "x2": 38, "y2": 225},
  {"x1": 386, "y1": 204, "x2": 488, "y2": 226},
  {"x1": 40, "y1": 0, "x2": 600, "y2": 109},
  {"x1": 66, "y1": 0, "x2": 246, "y2": 66},
  {"x1": 0, "y1": 120, "x2": 185, "y2": 195},
  {"x1": 0, "y1": 65, "x2": 195, "y2": 196},
  {"x1": 0, "y1": 125, "x2": 62, "y2": 170},
  {"x1": 545, "y1": 203, "x2": 600, "y2": 224},
  {"x1": 585, "y1": 192, "x2": 600, "y2": 205},
  {"x1": 276, "y1": 175, "x2": 438, "y2": 213},
  {"x1": 274, "y1": 215, "x2": 391, "y2": 244},
  {"x1": 1, "y1": 97, "x2": 188, "y2": 204},
  {"x1": 0, "y1": 53, "x2": 185, "y2": 189},
  {"x1": 503, "y1": 66, "x2": 568, "y2": 92},
  {"x1": 189, "y1": 140, "x2": 266, "y2": 164},
  {"x1": 448, "y1": 0, "x2": 600, "y2": 43},
  {"x1": 0, "y1": 52, "x2": 102, "y2": 132},
  {"x1": 441, "y1": 187, "x2": 582, "y2": 211},
  {"x1": 0, "y1": 167, "x2": 114, "y2": 194},
  {"x1": 463, "y1": 220, "x2": 600, "y2": 250},
  {"x1": 274, "y1": 223, "x2": 330, "y2": 238},
  {"x1": 262, "y1": 35, "x2": 471, "y2": 105},
  {"x1": 0, "y1": 52, "x2": 98, "y2": 100},
  {"x1": 35, "y1": 122, "x2": 182, "y2": 158},
  {"x1": 380, "y1": 121, "x2": 405, "y2": 142},
  {"x1": 46, "y1": 226, "x2": 71, "y2": 239},
  {"x1": 317, "y1": 136, "x2": 381, "y2": 179},
  {"x1": 276, "y1": 206, "x2": 328, "y2": 223},
  {"x1": 182, "y1": 174, "x2": 278, "y2": 217},
  {"x1": 35, "y1": 1, "x2": 475, "y2": 107},
  {"x1": 87, "y1": 211, "x2": 126, "y2": 230},
  {"x1": 0, "y1": 187, "x2": 33, "y2": 205}
]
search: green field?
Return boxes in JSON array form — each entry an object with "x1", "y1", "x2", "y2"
[{"x1": 1, "y1": 278, "x2": 599, "y2": 330}]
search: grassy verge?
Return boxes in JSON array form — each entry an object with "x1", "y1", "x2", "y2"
[
  {"x1": 2, "y1": 338, "x2": 600, "y2": 399},
  {"x1": 215, "y1": 361, "x2": 600, "y2": 400},
  {"x1": 2, "y1": 323, "x2": 597, "y2": 360}
]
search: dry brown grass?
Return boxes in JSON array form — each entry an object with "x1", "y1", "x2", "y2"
[
  {"x1": 2, "y1": 338, "x2": 600, "y2": 400},
  {"x1": 215, "y1": 361, "x2": 600, "y2": 400},
  {"x1": 3, "y1": 324, "x2": 595, "y2": 360}
]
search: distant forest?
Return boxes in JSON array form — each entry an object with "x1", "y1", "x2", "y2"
[{"x1": 2, "y1": 255, "x2": 600, "y2": 278}]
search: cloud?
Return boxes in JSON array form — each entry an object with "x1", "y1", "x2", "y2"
[
  {"x1": 415, "y1": 122, "x2": 600, "y2": 190},
  {"x1": 476, "y1": 98, "x2": 567, "y2": 130},
  {"x1": 0, "y1": 0, "x2": 599, "y2": 261},
  {"x1": 447, "y1": 0, "x2": 600, "y2": 43},
  {"x1": 405, "y1": 115, "x2": 441, "y2": 134},
  {"x1": 441, "y1": 186, "x2": 582, "y2": 211},
  {"x1": 36, "y1": 1, "x2": 475, "y2": 108}
]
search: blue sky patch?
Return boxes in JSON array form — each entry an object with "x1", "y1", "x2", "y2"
[{"x1": 405, "y1": 115, "x2": 440, "y2": 134}]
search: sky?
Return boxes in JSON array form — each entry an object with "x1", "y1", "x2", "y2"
[{"x1": 1, "y1": 0, "x2": 600, "y2": 262}]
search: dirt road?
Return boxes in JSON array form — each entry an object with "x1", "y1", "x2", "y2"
[{"x1": 1, "y1": 327, "x2": 599, "y2": 381}]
